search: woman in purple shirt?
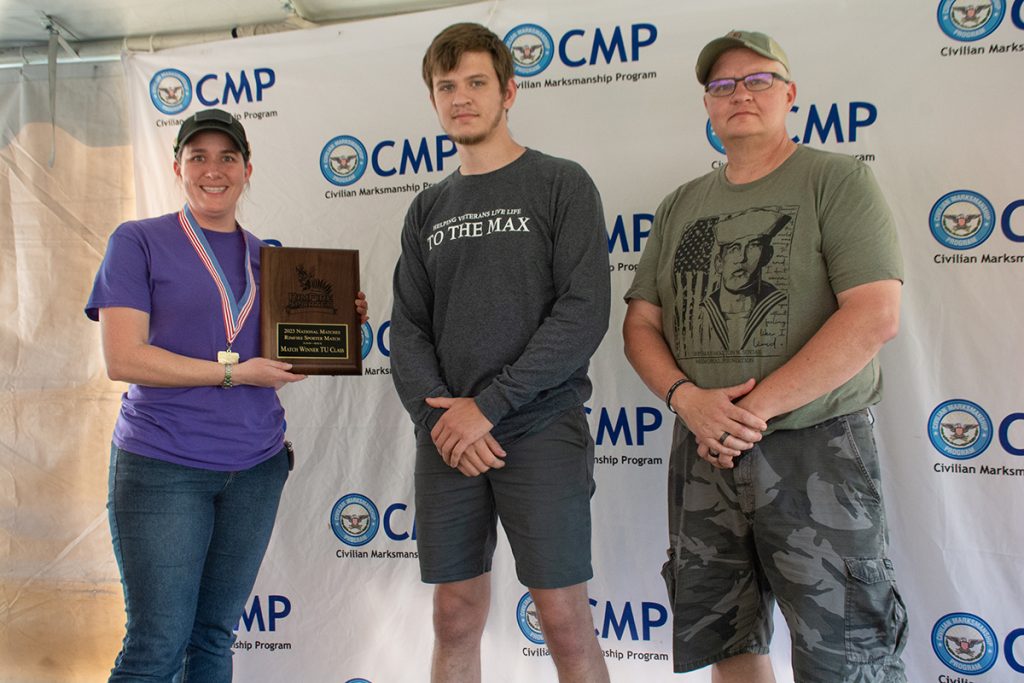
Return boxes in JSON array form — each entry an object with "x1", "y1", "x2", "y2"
[{"x1": 86, "y1": 109, "x2": 366, "y2": 682}]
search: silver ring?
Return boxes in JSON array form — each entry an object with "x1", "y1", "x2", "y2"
[{"x1": 718, "y1": 431, "x2": 730, "y2": 445}]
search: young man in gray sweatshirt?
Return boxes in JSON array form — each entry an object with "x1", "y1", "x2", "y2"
[{"x1": 390, "y1": 22, "x2": 611, "y2": 683}]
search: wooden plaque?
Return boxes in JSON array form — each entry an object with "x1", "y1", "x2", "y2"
[{"x1": 260, "y1": 246, "x2": 361, "y2": 376}]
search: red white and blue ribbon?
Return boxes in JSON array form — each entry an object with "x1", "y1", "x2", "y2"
[{"x1": 177, "y1": 204, "x2": 255, "y2": 350}]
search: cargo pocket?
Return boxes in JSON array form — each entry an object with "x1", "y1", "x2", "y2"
[
  {"x1": 661, "y1": 547, "x2": 678, "y2": 606},
  {"x1": 845, "y1": 557, "x2": 908, "y2": 663}
]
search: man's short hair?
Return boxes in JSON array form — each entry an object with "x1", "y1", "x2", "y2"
[{"x1": 421, "y1": 22, "x2": 514, "y2": 93}]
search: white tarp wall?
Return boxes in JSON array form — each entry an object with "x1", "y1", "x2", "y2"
[
  {"x1": 125, "y1": 1, "x2": 1024, "y2": 681},
  {"x1": 0, "y1": 59, "x2": 137, "y2": 682},
  {"x1": 4, "y1": 0, "x2": 1022, "y2": 681}
]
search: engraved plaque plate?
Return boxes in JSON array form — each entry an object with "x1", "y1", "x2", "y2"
[{"x1": 260, "y1": 246, "x2": 361, "y2": 375}]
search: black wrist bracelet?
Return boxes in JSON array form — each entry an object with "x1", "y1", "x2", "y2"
[{"x1": 665, "y1": 378, "x2": 692, "y2": 414}]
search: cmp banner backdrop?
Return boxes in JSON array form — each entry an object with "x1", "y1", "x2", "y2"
[{"x1": 120, "y1": 1, "x2": 1024, "y2": 681}]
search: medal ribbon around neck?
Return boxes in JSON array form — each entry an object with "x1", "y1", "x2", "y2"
[{"x1": 177, "y1": 204, "x2": 255, "y2": 351}]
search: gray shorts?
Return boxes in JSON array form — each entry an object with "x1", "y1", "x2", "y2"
[
  {"x1": 414, "y1": 408, "x2": 595, "y2": 589},
  {"x1": 663, "y1": 410, "x2": 908, "y2": 681}
]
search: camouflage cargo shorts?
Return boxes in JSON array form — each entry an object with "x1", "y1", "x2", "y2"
[{"x1": 662, "y1": 410, "x2": 908, "y2": 682}]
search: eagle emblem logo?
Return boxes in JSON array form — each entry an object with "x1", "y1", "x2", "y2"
[
  {"x1": 503, "y1": 24, "x2": 555, "y2": 77},
  {"x1": 928, "y1": 399, "x2": 993, "y2": 459},
  {"x1": 320, "y1": 135, "x2": 368, "y2": 187},
  {"x1": 330, "y1": 493, "x2": 380, "y2": 546},
  {"x1": 950, "y1": 3, "x2": 993, "y2": 28},
  {"x1": 156, "y1": 80, "x2": 184, "y2": 107},
  {"x1": 945, "y1": 633, "x2": 986, "y2": 661},
  {"x1": 149, "y1": 68, "x2": 192, "y2": 115},
  {"x1": 340, "y1": 509, "x2": 370, "y2": 535},
  {"x1": 512, "y1": 42, "x2": 545, "y2": 67},
  {"x1": 932, "y1": 612, "x2": 999, "y2": 675},
  {"x1": 940, "y1": 420, "x2": 979, "y2": 447},
  {"x1": 930, "y1": 191, "x2": 995, "y2": 250},
  {"x1": 938, "y1": 0, "x2": 1005, "y2": 41},
  {"x1": 329, "y1": 151, "x2": 359, "y2": 176},
  {"x1": 516, "y1": 593, "x2": 546, "y2": 644},
  {"x1": 941, "y1": 211, "x2": 982, "y2": 238}
]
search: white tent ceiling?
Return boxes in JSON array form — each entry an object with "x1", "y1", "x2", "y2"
[{"x1": 0, "y1": 0, "x2": 483, "y2": 66}]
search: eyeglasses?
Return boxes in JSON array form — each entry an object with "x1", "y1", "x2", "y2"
[{"x1": 704, "y1": 72, "x2": 790, "y2": 97}]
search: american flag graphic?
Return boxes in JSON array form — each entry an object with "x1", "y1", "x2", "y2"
[{"x1": 672, "y1": 216, "x2": 719, "y2": 354}]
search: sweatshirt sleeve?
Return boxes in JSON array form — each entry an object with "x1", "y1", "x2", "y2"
[
  {"x1": 389, "y1": 203, "x2": 451, "y2": 432},
  {"x1": 474, "y1": 166, "x2": 611, "y2": 425}
]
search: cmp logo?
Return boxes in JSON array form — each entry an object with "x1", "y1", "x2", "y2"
[
  {"x1": 928, "y1": 399, "x2": 994, "y2": 459},
  {"x1": 237, "y1": 594, "x2": 292, "y2": 633},
  {"x1": 930, "y1": 190, "x2": 996, "y2": 249},
  {"x1": 360, "y1": 320, "x2": 391, "y2": 360},
  {"x1": 504, "y1": 24, "x2": 555, "y2": 77},
  {"x1": 360, "y1": 322, "x2": 373, "y2": 359},
  {"x1": 330, "y1": 493, "x2": 380, "y2": 546},
  {"x1": 149, "y1": 68, "x2": 192, "y2": 115},
  {"x1": 706, "y1": 119, "x2": 726, "y2": 154},
  {"x1": 938, "y1": 0, "x2": 1006, "y2": 41},
  {"x1": 516, "y1": 592, "x2": 545, "y2": 644},
  {"x1": 932, "y1": 612, "x2": 1000, "y2": 675},
  {"x1": 705, "y1": 102, "x2": 879, "y2": 155},
  {"x1": 321, "y1": 136, "x2": 368, "y2": 187}
]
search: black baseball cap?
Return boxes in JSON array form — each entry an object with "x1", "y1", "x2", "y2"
[{"x1": 173, "y1": 108, "x2": 251, "y2": 161}]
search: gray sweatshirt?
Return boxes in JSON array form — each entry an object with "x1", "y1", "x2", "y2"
[{"x1": 390, "y1": 148, "x2": 611, "y2": 444}]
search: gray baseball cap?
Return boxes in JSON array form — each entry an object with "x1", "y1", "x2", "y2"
[{"x1": 695, "y1": 30, "x2": 790, "y2": 85}]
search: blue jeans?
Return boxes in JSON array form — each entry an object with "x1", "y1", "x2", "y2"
[{"x1": 107, "y1": 444, "x2": 289, "y2": 683}]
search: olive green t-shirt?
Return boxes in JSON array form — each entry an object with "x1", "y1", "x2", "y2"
[{"x1": 625, "y1": 145, "x2": 903, "y2": 433}]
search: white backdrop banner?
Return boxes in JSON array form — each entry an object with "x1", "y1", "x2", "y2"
[{"x1": 121, "y1": 1, "x2": 1024, "y2": 681}]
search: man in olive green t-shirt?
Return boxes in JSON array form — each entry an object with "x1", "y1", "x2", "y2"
[{"x1": 623, "y1": 30, "x2": 908, "y2": 682}]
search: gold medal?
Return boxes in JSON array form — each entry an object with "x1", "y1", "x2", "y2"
[{"x1": 218, "y1": 350, "x2": 240, "y2": 365}]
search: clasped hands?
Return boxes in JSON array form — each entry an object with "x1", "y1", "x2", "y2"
[
  {"x1": 424, "y1": 396, "x2": 507, "y2": 477},
  {"x1": 671, "y1": 378, "x2": 769, "y2": 470}
]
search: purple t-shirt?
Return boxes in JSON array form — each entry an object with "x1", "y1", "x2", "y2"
[{"x1": 86, "y1": 211, "x2": 285, "y2": 471}]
